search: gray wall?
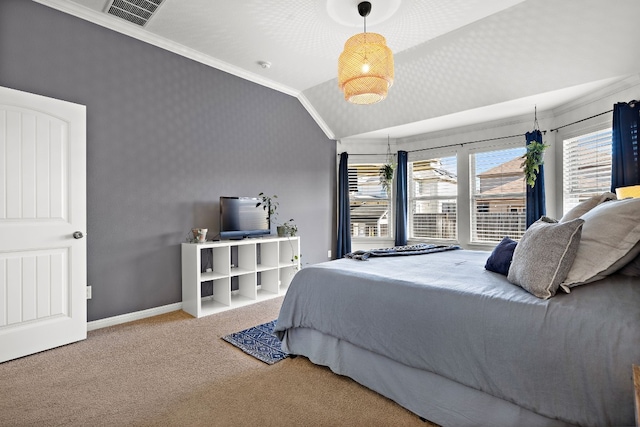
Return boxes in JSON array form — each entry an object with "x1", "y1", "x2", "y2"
[{"x1": 0, "y1": 0, "x2": 336, "y2": 321}]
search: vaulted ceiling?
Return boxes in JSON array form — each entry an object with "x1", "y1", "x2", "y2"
[{"x1": 35, "y1": 0, "x2": 640, "y2": 140}]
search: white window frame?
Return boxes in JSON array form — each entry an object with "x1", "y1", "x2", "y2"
[
  {"x1": 346, "y1": 156, "x2": 393, "y2": 241},
  {"x1": 408, "y1": 148, "x2": 458, "y2": 242},
  {"x1": 561, "y1": 126, "x2": 613, "y2": 216},
  {"x1": 468, "y1": 140, "x2": 527, "y2": 244}
]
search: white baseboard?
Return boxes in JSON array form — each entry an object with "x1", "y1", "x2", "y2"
[{"x1": 87, "y1": 302, "x2": 183, "y2": 331}]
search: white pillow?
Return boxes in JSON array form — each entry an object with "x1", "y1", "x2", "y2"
[
  {"x1": 559, "y1": 192, "x2": 616, "y2": 223},
  {"x1": 561, "y1": 198, "x2": 640, "y2": 291}
]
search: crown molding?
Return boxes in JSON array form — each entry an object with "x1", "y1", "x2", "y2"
[
  {"x1": 551, "y1": 74, "x2": 640, "y2": 118},
  {"x1": 297, "y1": 92, "x2": 335, "y2": 140}
]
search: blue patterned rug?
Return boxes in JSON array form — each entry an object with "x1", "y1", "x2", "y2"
[{"x1": 221, "y1": 320, "x2": 288, "y2": 365}]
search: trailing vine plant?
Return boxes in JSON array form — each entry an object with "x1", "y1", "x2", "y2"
[
  {"x1": 379, "y1": 163, "x2": 395, "y2": 194},
  {"x1": 521, "y1": 106, "x2": 549, "y2": 188},
  {"x1": 379, "y1": 136, "x2": 395, "y2": 195},
  {"x1": 521, "y1": 140, "x2": 548, "y2": 188}
]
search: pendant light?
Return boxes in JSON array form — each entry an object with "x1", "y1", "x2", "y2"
[{"x1": 338, "y1": 1, "x2": 394, "y2": 105}]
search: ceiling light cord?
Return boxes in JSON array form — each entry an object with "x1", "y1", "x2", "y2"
[{"x1": 359, "y1": 1, "x2": 371, "y2": 33}]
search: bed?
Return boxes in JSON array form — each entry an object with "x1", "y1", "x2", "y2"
[{"x1": 274, "y1": 196, "x2": 640, "y2": 427}]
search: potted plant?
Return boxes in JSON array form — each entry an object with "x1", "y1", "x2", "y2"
[
  {"x1": 256, "y1": 193, "x2": 298, "y2": 237},
  {"x1": 379, "y1": 138, "x2": 396, "y2": 195},
  {"x1": 256, "y1": 194, "x2": 301, "y2": 268},
  {"x1": 282, "y1": 219, "x2": 298, "y2": 237},
  {"x1": 256, "y1": 193, "x2": 279, "y2": 231},
  {"x1": 379, "y1": 163, "x2": 395, "y2": 194},
  {"x1": 521, "y1": 140, "x2": 548, "y2": 188}
]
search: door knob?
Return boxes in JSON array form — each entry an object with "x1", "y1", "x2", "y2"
[{"x1": 73, "y1": 231, "x2": 84, "y2": 239}]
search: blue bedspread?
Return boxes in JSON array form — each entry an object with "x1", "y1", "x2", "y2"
[{"x1": 274, "y1": 249, "x2": 640, "y2": 427}]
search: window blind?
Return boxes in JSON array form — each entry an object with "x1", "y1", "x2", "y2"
[
  {"x1": 470, "y1": 146, "x2": 526, "y2": 242},
  {"x1": 348, "y1": 164, "x2": 390, "y2": 238},
  {"x1": 563, "y1": 129, "x2": 612, "y2": 214},
  {"x1": 409, "y1": 156, "x2": 457, "y2": 240}
]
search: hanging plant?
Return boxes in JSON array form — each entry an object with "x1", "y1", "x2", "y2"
[
  {"x1": 379, "y1": 163, "x2": 395, "y2": 194},
  {"x1": 379, "y1": 136, "x2": 395, "y2": 194},
  {"x1": 521, "y1": 140, "x2": 548, "y2": 188}
]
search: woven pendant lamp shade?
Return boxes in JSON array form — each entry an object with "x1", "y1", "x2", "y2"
[{"x1": 338, "y1": 32, "x2": 394, "y2": 105}]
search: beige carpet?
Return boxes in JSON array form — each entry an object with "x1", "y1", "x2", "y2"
[{"x1": 1, "y1": 297, "x2": 438, "y2": 426}]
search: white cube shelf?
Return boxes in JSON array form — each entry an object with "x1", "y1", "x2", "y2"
[{"x1": 181, "y1": 236, "x2": 300, "y2": 318}]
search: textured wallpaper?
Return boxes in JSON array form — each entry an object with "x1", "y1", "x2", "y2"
[{"x1": 0, "y1": 0, "x2": 336, "y2": 321}]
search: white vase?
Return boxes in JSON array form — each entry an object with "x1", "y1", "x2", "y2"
[{"x1": 192, "y1": 228, "x2": 208, "y2": 243}]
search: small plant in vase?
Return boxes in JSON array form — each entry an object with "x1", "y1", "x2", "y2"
[{"x1": 282, "y1": 219, "x2": 298, "y2": 237}]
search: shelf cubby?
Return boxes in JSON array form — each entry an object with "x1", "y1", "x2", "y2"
[{"x1": 181, "y1": 236, "x2": 300, "y2": 318}]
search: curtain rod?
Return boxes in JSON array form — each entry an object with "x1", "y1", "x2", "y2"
[
  {"x1": 549, "y1": 109, "x2": 613, "y2": 133},
  {"x1": 408, "y1": 132, "x2": 535, "y2": 155},
  {"x1": 337, "y1": 132, "x2": 534, "y2": 157},
  {"x1": 549, "y1": 99, "x2": 638, "y2": 132}
]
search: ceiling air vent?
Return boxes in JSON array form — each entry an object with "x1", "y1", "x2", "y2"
[{"x1": 106, "y1": 0, "x2": 164, "y2": 27}]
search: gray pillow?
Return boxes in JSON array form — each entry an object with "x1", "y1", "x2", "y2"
[
  {"x1": 561, "y1": 198, "x2": 640, "y2": 291},
  {"x1": 507, "y1": 217, "x2": 584, "y2": 299},
  {"x1": 559, "y1": 192, "x2": 616, "y2": 223}
]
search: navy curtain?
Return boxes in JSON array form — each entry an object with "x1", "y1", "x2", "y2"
[
  {"x1": 525, "y1": 130, "x2": 546, "y2": 228},
  {"x1": 611, "y1": 101, "x2": 640, "y2": 192},
  {"x1": 336, "y1": 152, "x2": 351, "y2": 258},
  {"x1": 394, "y1": 151, "x2": 408, "y2": 246}
]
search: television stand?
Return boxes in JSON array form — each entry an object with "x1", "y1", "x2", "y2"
[{"x1": 181, "y1": 236, "x2": 300, "y2": 318}]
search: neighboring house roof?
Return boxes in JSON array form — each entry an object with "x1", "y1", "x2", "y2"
[
  {"x1": 413, "y1": 167, "x2": 457, "y2": 183},
  {"x1": 479, "y1": 176, "x2": 525, "y2": 195},
  {"x1": 477, "y1": 156, "x2": 526, "y2": 195},
  {"x1": 477, "y1": 157, "x2": 523, "y2": 178},
  {"x1": 350, "y1": 203, "x2": 388, "y2": 223}
]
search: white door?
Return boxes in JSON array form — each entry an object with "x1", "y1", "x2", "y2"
[{"x1": 0, "y1": 86, "x2": 87, "y2": 363}]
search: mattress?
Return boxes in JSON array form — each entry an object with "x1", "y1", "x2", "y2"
[{"x1": 274, "y1": 250, "x2": 640, "y2": 426}]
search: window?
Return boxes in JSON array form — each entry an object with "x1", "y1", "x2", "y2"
[
  {"x1": 470, "y1": 146, "x2": 527, "y2": 243},
  {"x1": 409, "y1": 155, "x2": 457, "y2": 240},
  {"x1": 348, "y1": 163, "x2": 390, "y2": 237},
  {"x1": 563, "y1": 128, "x2": 612, "y2": 214}
]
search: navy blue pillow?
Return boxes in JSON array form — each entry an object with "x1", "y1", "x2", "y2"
[{"x1": 485, "y1": 236, "x2": 517, "y2": 276}]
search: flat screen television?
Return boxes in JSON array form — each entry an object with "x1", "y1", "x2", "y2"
[{"x1": 219, "y1": 196, "x2": 271, "y2": 240}]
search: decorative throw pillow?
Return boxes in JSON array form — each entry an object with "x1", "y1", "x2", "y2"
[
  {"x1": 561, "y1": 198, "x2": 640, "y2": 291},
  {"x1": 507, "y1": 217, "x2": 584, "y2": 299},
  {"x1": 559, "y1": 192, "x2": 616, "y2": 223},
  {"x1": 485, "y1": 236, "x2": 517, "y2": 276}
]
